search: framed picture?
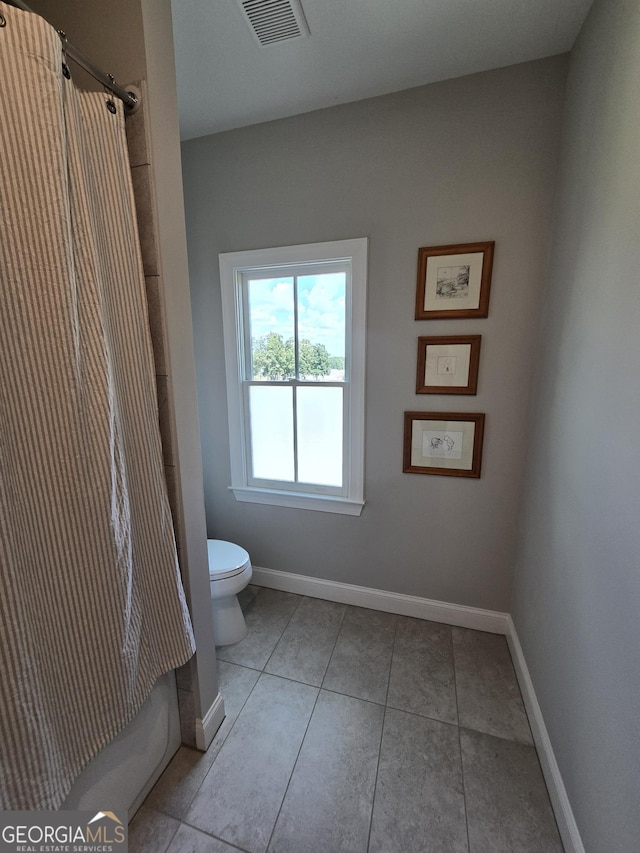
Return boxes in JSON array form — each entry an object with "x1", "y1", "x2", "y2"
[
  {"x1": 416, "y1": 335, "x2": 481, "y2": 395},
  {"x1": 403, "y1": 411, "x2": 485, "y2": 478},
  {"x1": 415, "y1": 241, "x2": 494, "y2": 319}
]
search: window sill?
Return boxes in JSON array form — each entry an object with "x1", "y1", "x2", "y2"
[{"x1": 229, "y1": 486, "x2": 365, "y2": 516}]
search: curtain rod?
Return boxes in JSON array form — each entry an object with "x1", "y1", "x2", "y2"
[{"x1": 5, "y1": 0, "x2": 139, "y2": 112}]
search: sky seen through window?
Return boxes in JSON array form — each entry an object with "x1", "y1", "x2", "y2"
[{"x1": 248, "y1": 272, "x2": 346, "y2": 359}]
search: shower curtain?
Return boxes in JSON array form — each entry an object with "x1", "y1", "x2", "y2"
[{"x1": 0, "y1": 4, "x2": 196, "y2": 809}]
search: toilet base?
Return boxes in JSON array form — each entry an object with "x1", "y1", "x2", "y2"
[{"x1": 212, "y1": 594, "x2": 248, "y2": 647}]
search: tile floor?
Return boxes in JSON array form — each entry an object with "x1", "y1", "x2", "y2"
[{"x1": 130, "y1": 587, "x2": 563, "y2": 853}]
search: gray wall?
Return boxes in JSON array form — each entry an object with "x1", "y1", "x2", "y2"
[
  {"x1": 511, "y1": 0, "x2": 640, "y2": 850},
  {"x1": 183, "y1": 57, "x2": 567, "y2": 612}
]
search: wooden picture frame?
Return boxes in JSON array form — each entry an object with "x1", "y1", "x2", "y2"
[
  {"x1": 415, "y1": 241, "x2": 494, "y2": 319},
  {"x1": 403, "y1": 411, "x2": 485, "y2": 478},
  {"x1": 416, "y1": 335, "x2": 481, "y2": 395}
]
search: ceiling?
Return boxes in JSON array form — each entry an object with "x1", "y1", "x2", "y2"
[{"x1": 171, "y1": 0, "x2": 593, "y2": 141}]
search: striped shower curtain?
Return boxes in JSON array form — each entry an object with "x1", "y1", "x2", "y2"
[{"x1": 0, "y1": 4, "x2": 195, "y2": 809}]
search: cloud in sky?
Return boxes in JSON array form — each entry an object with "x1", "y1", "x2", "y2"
[{"x1": 248, "y1": 273, "x2": 346, "y2": 356}]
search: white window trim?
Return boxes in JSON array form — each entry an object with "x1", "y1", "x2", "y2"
[{"x1": 219, "y1": 238, "x2": 367, "y2": 516}]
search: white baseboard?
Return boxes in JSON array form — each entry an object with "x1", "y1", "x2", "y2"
[
  {"x1": 195, "y1": 692, "x2": 225, "y2": 752},
  {"x1": 251, "y1": 566, "x2": 509, "y2": 634},
  {"x1": 506, "y1": 617, "x2": 585, "y2": 853}
]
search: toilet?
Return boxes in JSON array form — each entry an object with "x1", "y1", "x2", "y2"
[{"x1": 208, "y1": 539, "x2": 253, "y2": 647}]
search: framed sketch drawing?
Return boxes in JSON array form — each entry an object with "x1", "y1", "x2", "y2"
[
  {"x1": 403, "y1": 412, "x2": 485, "y2": 478},
  {"x1": 416, "y1": 335, "x2": 481, "y2": 395},
  {"x1": 415, "y1": 241, "x2": 494, "y2": 319}
]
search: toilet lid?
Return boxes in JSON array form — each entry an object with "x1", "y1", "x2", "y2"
[{"x1": 208, "y1": 539, "x2": 250, "y2": 580}]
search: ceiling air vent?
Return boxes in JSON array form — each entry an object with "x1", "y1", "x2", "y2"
[{"x1": 236, "y1": 0, "x2": 310, "y2": 47}]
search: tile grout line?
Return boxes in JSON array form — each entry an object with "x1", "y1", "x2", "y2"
[
  {"x1": 162, "y1": 818, "x2": 181, "y2": 853},
  {"x1": 365, "y1": 613, "x2": 399, "y2": 852},
  {"x1": 261, "y1": 590, "x2": 305, "y2": 674},
  {"x1": 217, "y1": 588, "x2": 303, "y2": 670},
  {"x1": 452, "y1": 628, "x2": 472, "y2": 853},
  {"x1": 205, "y1": 588, "x2": 305, "y2": 810},
  {"x1": 178, "y1": 817, "x2": 252, "y2": 853},
  {"x1": 254, "y1": 585, "x2": 323, "y2": 853},
  {"x1": 176, "y1": 593, "x2": 309, "y2": 853},
  {"x1": 214, "y1": 662, "x2": 263, "y2": 675},
  {"x1": 319, "y1": 602, "x2": 349, "y2": 690},
  {"x1": 246, "y1": 599, "x2": 347, "y2": 851},
  {"x1": 263, "y1": 683, "x2": 323, "y2": 853},
  {"x1": 365, "y1": 704, "x2": 388, "y2": 853},
  {"x1": 131, "y1": 806, "x2": 180, "y2": 853},
  {"x1": 173, "y1": 663, "x2": 264, "y2": 822},
  {"x1": 265, "y1": 598, "x2": 349, "y2": 686},
  {"x1": 383, "y1": 614, "x2": 400, "y2": 707}
]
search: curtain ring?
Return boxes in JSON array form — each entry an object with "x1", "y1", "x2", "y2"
[
  {"x1": 57, "y1": 29, "x2": 71, "y2": 78},
  {"x1": 0, "y1": 13, "x2": 7, "y2": 27},
  {"x1": 105, "y1": 74, "x2": 117, "y2": 114}
]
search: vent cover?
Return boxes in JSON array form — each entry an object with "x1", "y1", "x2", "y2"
[{"x1": 236, "y1": 0, "x2": 310, "y2": 47}]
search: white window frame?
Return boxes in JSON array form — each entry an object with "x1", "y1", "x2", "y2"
[{"x1": 219, "y1": 238, "x2": 367, "y2": 516}]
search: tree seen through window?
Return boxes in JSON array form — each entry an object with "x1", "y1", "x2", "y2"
[{"x1": 251, "y1": 332, "x2": 341, "y2": 380}]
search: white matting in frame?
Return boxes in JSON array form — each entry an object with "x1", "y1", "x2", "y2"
[
  {"x1": 403, "y1": 412, "x2": 485, "y2": 478},
  {"x1": 417, "y1": 335, "x2": 481, "y2": 395},
  {"x1": 415, "y1": 242, "x2": 494, "y2": 320}
]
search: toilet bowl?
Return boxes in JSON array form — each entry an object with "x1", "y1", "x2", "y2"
[{"x1": 208, "y1": 539, "x2": 253, "y2": 647}]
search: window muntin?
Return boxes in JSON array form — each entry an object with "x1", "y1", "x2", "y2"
[
  {"x1": 241, "y1": 262, "x2": 348, "y2": 495},
  {"x1": 219, "y1": 239, "x2": 366, "y2": 515}
]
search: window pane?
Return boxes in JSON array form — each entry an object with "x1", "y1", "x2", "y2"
[
  {"x1": 249, "y1": 386, "x2": 294, "y2": 481},
  {"x1": 297, "y1": 386, "x2": 343, "y2": 487},
  {"x1": 248, "y1": 277, "x2": 295, "y2": 380},
  {"x1": 297, "y1": 273, "x2": 346, "y2": 382}
]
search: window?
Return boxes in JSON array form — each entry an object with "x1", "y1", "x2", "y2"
[{"x1": 219, "y1": 238, "x2": 367, "y2": 515}]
